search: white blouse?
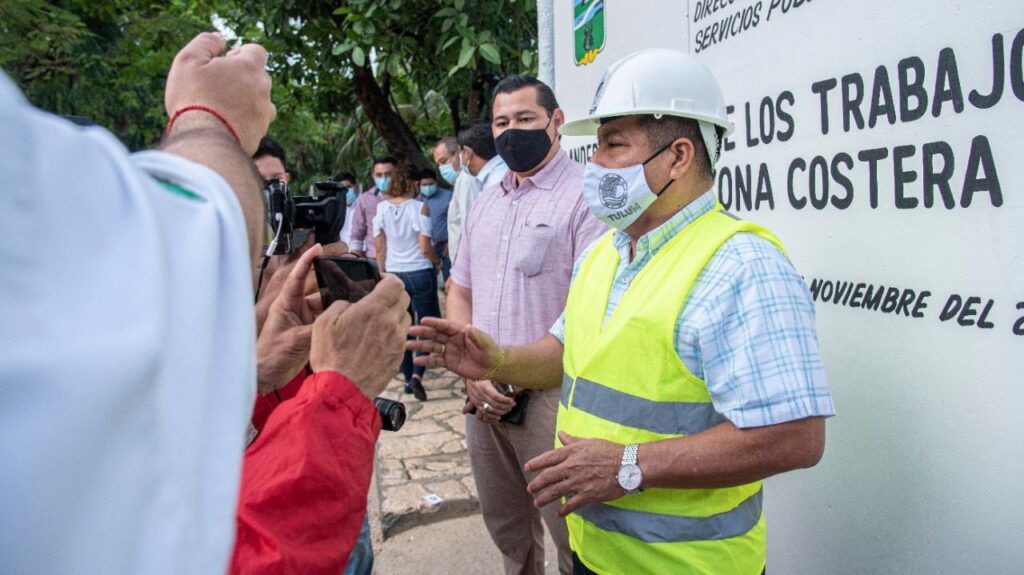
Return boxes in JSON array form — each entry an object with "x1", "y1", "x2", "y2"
[{"x1": 372, "y1": 198, "x2": 434, "y2": 272}]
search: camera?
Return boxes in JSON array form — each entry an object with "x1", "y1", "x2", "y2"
[
  {"x1": 374, "y1": 397, "x2": 407, "y2": 432},
  {"x1": 264, "y1": 179, "x2": 348, "y2": 255}
]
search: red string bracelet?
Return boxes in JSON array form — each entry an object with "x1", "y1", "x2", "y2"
[{"x1": 166, "y1": 105, "x2": 242, "y2": 148}]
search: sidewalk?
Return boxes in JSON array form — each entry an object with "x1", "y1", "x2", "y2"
[{"x1": 366, "y1": 369, "x2": 559, "y2": 574}]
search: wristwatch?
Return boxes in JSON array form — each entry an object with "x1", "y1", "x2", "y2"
[{"x1": 616, "y1": 443, "x2": 643, "y2": 495}]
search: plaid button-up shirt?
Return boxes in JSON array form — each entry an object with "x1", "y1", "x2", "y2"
[{"x1": 551, "y1": 190, "x2": 835, "y2": 428}]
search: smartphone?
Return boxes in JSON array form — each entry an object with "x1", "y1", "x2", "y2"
[{"x1": 313, "y1": 256, "x2": 381, "y2": 307}]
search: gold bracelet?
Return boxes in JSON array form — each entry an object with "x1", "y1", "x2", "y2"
[{"x1": 481, "y1": 346, "x2": 508, "y2": 381}]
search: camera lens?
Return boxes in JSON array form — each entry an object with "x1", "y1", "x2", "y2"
[{"x1": 374, "y1": 397, "x2": 406, "y2": 432}]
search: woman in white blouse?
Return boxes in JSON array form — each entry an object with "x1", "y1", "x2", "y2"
[{"x1": 373, "y1": 165, "x2": 442, "y2": 401}]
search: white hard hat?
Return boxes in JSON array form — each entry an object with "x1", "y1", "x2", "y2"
[{"x1": 560, "y1": 48, "x2": 734, "y2": 166}]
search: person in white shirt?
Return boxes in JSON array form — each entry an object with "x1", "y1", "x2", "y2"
[
  {"x1": 0, "y1": 32, "x2": 410, "y2": 575},
  {"x1": 374, "y1": 165, "x2": 442, "y2": 401},
  {"x1": 434, "y1": 136, "x2": 480, "y2": 269},
  {"x1": 335, "y1": 171, "x2": 360, "y2": 246},
  {"x1": 457, "y1": 117, "x2": 509, "y2": 195}
]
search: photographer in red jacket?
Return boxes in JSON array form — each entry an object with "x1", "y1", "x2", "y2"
[{"x1": 235, "y1": 245, "x2": 410, "y2": 575}]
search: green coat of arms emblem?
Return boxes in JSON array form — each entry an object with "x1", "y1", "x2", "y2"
[{"x1": 573, "y1": 0, "x2": 606, "y2": 66}]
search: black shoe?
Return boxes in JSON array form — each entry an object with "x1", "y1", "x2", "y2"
[{"x1": 410, "y1": 377, "x2": 427, "y2": 401}]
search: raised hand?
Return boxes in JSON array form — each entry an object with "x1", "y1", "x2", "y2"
[
  {"x1": 407, "y1": 317, "x2": 503, "y2": 381},
  {"x1": 164, "y1": 32, "x2": 276, "y2": 154}
]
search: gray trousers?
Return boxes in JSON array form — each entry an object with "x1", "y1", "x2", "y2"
[{"x1": 466, "y1": 386, "x2": 572, "y2": 575}]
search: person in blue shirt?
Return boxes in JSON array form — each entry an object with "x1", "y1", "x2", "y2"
[{"x1": 416, "y1": 167, "x2": 454, "y2": 283}]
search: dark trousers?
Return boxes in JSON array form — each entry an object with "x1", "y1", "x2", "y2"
[
  {"x1": 433, "y1": 240, "x2": 451, "y2": 282},
  {"x1": 394, "y1": 267, "x2": 441, "y2": 383},
  {"x1": 572, "y1": 553, "x2": 765, "y2": 575}
]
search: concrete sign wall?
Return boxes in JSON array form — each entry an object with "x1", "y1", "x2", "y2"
[{"x1": 553, "y1": 1, "x2": 1024, "y2": 572}]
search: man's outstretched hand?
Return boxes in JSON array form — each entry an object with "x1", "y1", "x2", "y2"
[
  {"x1": 407, "y1": 318, "x2": 503, "y2": 381},
  {"x1": 165, "y1": 32, "x2": 276, "y2": 154}
]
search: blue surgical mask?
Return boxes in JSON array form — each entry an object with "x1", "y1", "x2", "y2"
[
  {"x1": 346, "y1": 188, "x2": 358, "y2": 205},
  {"x1": 439, "y1": 163, "x2": 458, "y2": 185},
  {"x1": 582, "y1": 143, "x2": 675, "y2": 231},
  {"x1": 374, "y1": 176, "x2": 391, "y2": 193},
  {"x1": 420, "y1": 184, "x2": 438, "y2": 197}
]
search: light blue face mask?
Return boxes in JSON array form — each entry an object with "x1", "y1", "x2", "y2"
[
  {"x1": 346, "y1": 188, "x2": 358, "y2": 205},
  {"x1": 374, "y1": 176, "x2": 391, "y2": 193},
  {"x1": 439, "y1": 163, "x2": 458, "y2": 185},
  {"x1": 420, "y1": 184, "x2": 438, "y2": 197}
]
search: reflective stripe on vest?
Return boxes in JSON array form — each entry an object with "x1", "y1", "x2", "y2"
[
  {"x1": 577, "y1": 488, "x2": 763, "y2": 543},
  {"x1": 561, "y1": 374, "x2": 727, "y2": 436}
]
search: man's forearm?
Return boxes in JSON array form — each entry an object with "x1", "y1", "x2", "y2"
[
  {"x1": 446, "y1": 282, "x2": 473, "y2": 325},
  {"x1": 161, "y1": 116, "x2": 264, "y2": 259},
  {"x1": 641, "y1": 416, "x2": 827, "y2": 489},
  {"x1": 493, "y1": 334, "x2": 565, "y2": 390}
]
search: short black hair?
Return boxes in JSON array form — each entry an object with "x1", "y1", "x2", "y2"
[
  {"x1": 373, "y1": 156, "x2": 397, "y2": 168},
  {"x1": 634, "y1": 115, "x2": 716, "y2": 184},
  {"x1": 416, "y1": 167, "x2": 437, "y2": 181},
  {"x1": 254, "y1": 136, "x2": 287, "y2": 168},
  {"x1": 492, "y1": 76, "x2": 559, "y2": 116},
  {"x1": 333, "y1": 172, "x2": 357, "y2": 184},
  {"x1": 456, "y1": 119, "x2": 497, "y2": 161}
]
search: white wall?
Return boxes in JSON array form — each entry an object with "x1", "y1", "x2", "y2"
[{"x1": 553, "y1": 1, "x2": 1024, "y2": 573}]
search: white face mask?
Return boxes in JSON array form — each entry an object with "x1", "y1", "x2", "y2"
[{"x1": 583, "y1": 143, "x2": 674, "y2": 231}]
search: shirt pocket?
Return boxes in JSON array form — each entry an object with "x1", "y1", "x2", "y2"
[{"x1": 514, "y1": 224, "x2": 556, "y2": 277}]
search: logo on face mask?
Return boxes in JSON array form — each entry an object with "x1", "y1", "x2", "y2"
[{"x1": 598, "y1": 173, "x2": 628, "y2": 209}]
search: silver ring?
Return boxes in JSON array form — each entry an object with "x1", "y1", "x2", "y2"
[
  {"x1": 440, "y1": 343, "x2": 446, "y2": 356},
  {"x1": 482, "y1": 402, "x2": 491, "y2": 412}
]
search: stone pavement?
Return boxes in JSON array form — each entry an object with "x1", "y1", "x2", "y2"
[{"x1": 372, "y1": 367, "x2": 479, "y2": 539}]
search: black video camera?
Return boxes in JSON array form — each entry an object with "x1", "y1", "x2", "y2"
[{"x1": 264, "y1": 179, "x2": 348, "y2": 255}]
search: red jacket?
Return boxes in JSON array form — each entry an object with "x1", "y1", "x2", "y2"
[{"x1": 230, "y1": 371, "x2": 381, "y2": 575}]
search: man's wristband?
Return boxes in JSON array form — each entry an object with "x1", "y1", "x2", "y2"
[{"x1": 166, "y1": 105, "x2": 242, "y2": 148}]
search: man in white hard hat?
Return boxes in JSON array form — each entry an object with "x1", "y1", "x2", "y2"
[{"x1": 408, "y1": 48, "x2": 835, "y2": 574}]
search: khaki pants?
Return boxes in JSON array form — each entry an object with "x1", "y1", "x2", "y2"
[{"x1": 466, "y1": 386, "x2": 572, "y2": 575}]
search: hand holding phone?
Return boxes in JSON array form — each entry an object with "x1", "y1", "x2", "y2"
[{"x1": 313, "y1": 256, "x2": 381, "y2": 307}]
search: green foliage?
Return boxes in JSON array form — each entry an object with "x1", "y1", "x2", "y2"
[
  {"x1": 0, "y1": 0, "x2": 216, "y2": 150},
  {"x1": 0, "y1": 1, "x2": 539, "y2": 189}
]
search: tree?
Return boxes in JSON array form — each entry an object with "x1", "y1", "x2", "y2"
[
  {"x1": 0, "y1": 0, "x2": 217, "y2": 150},
  {"x1": 1, "y1": 1, "x2": 539, "y2": 186},
  {"x1": 223, "y1": 0, "x2": 538, "y2": 171}
]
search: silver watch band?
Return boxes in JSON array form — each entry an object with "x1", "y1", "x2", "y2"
[{"x1": 622, "y1": 443, "x2": 639, "y2": 466}]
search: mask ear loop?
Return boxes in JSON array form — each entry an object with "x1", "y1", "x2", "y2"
[{"x1": 642, "y1": 141, "x2": 679, "y2": 197}]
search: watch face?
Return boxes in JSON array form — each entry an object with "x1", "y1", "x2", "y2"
[{"x1": 617, "y1": 464, "x2": 642, "y2": 491}]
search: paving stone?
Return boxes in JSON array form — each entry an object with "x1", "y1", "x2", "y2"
[
  {"x1": 373, "y1": 364, "x2": 481, "y2": 538},
  {"x1": 423, "y1": 479, "x2": 470, "y2": 502},
  {"x1": 378, "y1": 459, "x2": 408, "y2": 483},
  {"x1": 423, "y1": 374, "x2": 460, "y2": 391},
  {"x1": 381, "y1": 483, "x2": 430, "y2": 518},
  {"x1": 424, "y1": 460, "x2": 459, "y2": 472},
  {"x1": 444, "y1": 413, "x2": 467, "y2": 435},
  {"x1": 414, "y1": 398, "x2": 465, "y2": 420},
  {"x1": 395, "y1": 416, "x2": 445, "y2": 436},
  {"x1": 378, "y1": 430, "x2": 460, "y2": 459},
  {"x1": 460, "y1": 475, "x2": 478, "y2": 500},
  {"x1": 440, "y1": 439, "x2": 465, "y2": 454}
]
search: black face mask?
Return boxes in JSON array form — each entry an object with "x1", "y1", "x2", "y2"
[{"x1": 495, "y1": 116, "x2": 554, "y2": 173}]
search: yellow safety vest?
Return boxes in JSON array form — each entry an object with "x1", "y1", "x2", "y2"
[{"x1": 559, "y1": 207, "x2": 785, "y2": 575}]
